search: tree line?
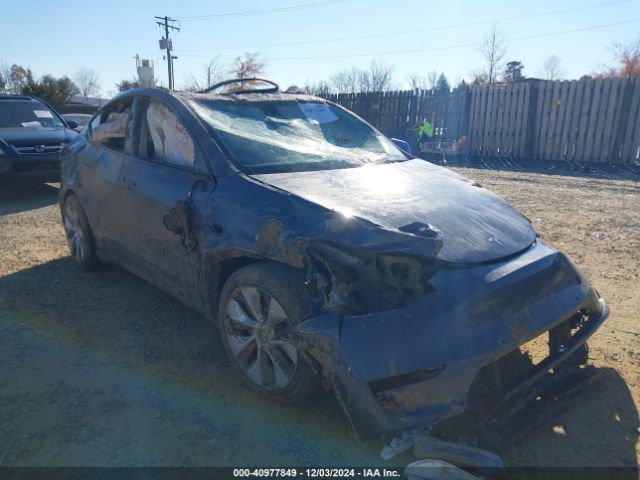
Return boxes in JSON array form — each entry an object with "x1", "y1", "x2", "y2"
[
  {"x1": 304, "y1": 30, "x2": 640, "y2": 95},
  {"x1": 184, "y1": 31, "x2": 640, "y2": 97},
  {"x1": 0, "y1": 64, "x2": 100, "y2": 110}
]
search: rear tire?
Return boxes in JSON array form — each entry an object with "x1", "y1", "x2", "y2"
[
  {"x1": 62, "y1": 194, "x2": 97, "y2": 271},
  {"x1": 218, "y1": 261, "x2": 319, "y2": 403}
]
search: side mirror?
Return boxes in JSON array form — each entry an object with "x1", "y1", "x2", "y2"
[
  {"x1": 391, "y1": 138, "x2": 412, "y2": 156},
  {"x1": 66, "y1": 120, "x2": 78, "y2": 129}
]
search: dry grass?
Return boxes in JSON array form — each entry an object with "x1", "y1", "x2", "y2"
[{"x1": 0, "y1": 169, "x2": 638, "y2": 469}]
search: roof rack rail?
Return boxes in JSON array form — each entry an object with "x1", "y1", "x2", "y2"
[
  {"x1": 0, "y1": 94, "x2": 34, "y2": 101},
  {"x1": 201, "y1": 78, "x2": 279, "y2": 95}
]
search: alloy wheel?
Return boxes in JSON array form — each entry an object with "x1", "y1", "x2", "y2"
[{"x1": 224, "y1": 286, "x2": 299, "y2": 390}]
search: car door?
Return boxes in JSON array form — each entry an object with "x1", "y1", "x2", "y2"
[
  {"x1": 77, "y1": 97, "x2": 134, "y2": 259},
  {"x1": 116, "y1": 95, "x2": 214, "y2": 309}
]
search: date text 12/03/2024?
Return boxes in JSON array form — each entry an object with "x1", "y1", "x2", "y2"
[{"x1": 232, "y1": 468, "x2": 402, "y2": 478}]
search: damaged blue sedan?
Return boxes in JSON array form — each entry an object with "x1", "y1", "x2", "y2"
[{"x1": 59, "y1": 79, "x2": 608, "y2": 442}]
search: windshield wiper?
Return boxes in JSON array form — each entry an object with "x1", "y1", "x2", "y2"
[{"x1": 369, "y1": 157, "x2": 410, "y2": 165}]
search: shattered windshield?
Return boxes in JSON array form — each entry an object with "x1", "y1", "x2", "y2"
[
  {"x1": 191, "y1": 99, "x2": 406, "y2": 173},
  {"x1": 0, "y1": 101, "x2": 64, "y2": 128}
]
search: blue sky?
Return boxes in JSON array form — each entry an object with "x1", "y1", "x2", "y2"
[{"x1": 1, "y1": 0, "x2": 639, "y2": 97}]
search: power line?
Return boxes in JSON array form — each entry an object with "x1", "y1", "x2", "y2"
[
  {"x1": 265, "y1": 17, "x2": 640, "y2": 61},
  {"x1": 180, "y1": 17, "x2": 640, "y2": 62},
  {"x1": 179, "y1": 0, "x2": 631, "y2": 52},
  {"x1": 179, "y1": 0, "x2": 350, "y2": 21}
]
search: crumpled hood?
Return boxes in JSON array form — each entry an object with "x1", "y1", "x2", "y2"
[
  {"x1": 253, "y1": 159, "x2": 537, "y2": 263},
  {"x1": 0, "y1": 127, "x2": 72, "y2": 147}
]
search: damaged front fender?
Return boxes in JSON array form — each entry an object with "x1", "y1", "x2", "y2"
[{"x1": 281, "y1": 240, "x2": 608, "y2": 440}]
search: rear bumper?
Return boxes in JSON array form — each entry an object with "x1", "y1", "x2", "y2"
[{"x1": 285, "y1": 240, "x2": 608, "y2": 439}]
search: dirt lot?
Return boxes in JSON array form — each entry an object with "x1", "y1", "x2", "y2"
[{"x1": 0, "y1": 165, "x2": 639, "y2": 473}]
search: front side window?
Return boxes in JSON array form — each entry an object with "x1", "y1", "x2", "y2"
[
  {"x1": 190, "y1": 99, "x2": 405, "y2": 174},
  {"x1": 139, "y1": 100, "x2": 195, "y2": 168},
  {"x1": 0, "y1": 100, "x2": 65, "y2": 128},
  {"x1": 90, "y1": 99, "x2": 132, "y2": 153}
]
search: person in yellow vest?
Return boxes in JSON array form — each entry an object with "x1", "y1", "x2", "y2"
[{"x1": 417, "y1": 119, "x2": 433, "y2": 144}]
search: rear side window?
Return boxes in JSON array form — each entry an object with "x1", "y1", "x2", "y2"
[
  {"x1": 139, "y1": 100, "x2": 195, "y2": 168},
  {"x1": 90, "y1": 98, "x2": 132, "y2": 153}
]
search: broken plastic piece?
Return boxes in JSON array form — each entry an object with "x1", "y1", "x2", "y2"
[
  {"x1": 413, "y1": 434, "x2": 503, "y2": 472},
  {"x1": 380, "y1": 431, "x2": 414, "y2": 460}
]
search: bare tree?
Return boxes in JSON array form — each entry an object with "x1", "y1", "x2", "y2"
[
  {"x1": 408, "y1": 70, "x2": 438, "y2": 90},
  {"x1": 74, "y1": 68, "x2": 100, "y2": 98},
  {"x1": 357, "y1": 70, "x2": 371, "y2": 93},
  {"x1": 203, "y1": 57, "x2": 224, "y2": 88},
  {"x1": 0, "y1": 63, "x2": 28, "y2": 94},
  {"x1": 612, "y1": 37, "x2": 640, "y2": 77},
  {"x1": 330, "y1": 67, "x2": 360, "y2": 93},
  {"x1": 367, "y1": 59, "x2": 394, "y2": 92},
  {"x1": 329, "y1": 60, "x2": 393, "y2": 93},
  {"x1": 540, "y1": 55, "x2": 566, "y2": 80},
  {"x1": 230, "y1": 52, "x2": 265, "y2": 79},
  {"x1": 0, "y1": 63, "x2": 10, "y2": 93},
  {"x1": 478, "y1": 24, "x2": 507, "y2": 84},
  {"x1": 470, "y1": 69, "x2": 489, "y2": 85},
  {"x1": 303, "y1": 80, "x2": 330, "y2": 96},
  {"x1": 427, "y1": 70, "x2": 438, "y2": 90},
  {"x1": 184, "y1": 56, "x2": 225, "y2": 91},
  {"x1": 592, "y1": 36, "x2": 640, "y2": 79},
  {"x1": 407, "y1": 73, "x2": 428, "y2": 90}
]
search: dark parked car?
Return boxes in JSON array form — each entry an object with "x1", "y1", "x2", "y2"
[
  {"x1": 59, "y1": 80, "x2": 608, "y2": 441},
  {"x1": 63, "y1": 113, "x2": 92, "y2": 133},
  {"x1": 0, "y1": 95, "x2": 78, "y2": 182}
]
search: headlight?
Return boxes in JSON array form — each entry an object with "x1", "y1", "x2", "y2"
[{"x1": 309, "y1": 240, "x2": 437, "y2": 314}]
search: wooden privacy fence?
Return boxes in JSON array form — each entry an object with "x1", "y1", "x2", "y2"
[
  {"x1": 323, "y1": 88, "x2": 470, "y2": 143},
  {"x1": 323, "y1": 77, "x2": 640, "y2": 165}
]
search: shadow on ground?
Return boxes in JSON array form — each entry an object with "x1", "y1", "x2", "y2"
[
  {"x1": 503, "y1": 367, "x2": 639, "y2": 479},
  {"x1": 0, "y1": 182, "x2": 59, "y2": 216},
  {"x1": 0, "y1": 257, "x2": 637, "y2": 472},
  {"x1": 0, "y1": 257, "x2": 379, "y2": 467}
]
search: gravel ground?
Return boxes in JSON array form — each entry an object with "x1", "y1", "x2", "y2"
[{"x1": 0, "y1": 167, "x2": 638, "y2": 473}]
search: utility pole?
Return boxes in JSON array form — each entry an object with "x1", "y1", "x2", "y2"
[
  {"x1": 155, "y1": 16, "x2": 179, "y2": 89},
  {"x1": 171, "y1": 54, "x2": 178, "y2": 88}
]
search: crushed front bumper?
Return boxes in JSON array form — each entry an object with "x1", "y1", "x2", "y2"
[{"x1": 285, "y1": 240, "x2": 608, "y2": 439}]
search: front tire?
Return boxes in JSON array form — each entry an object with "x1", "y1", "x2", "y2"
[
  {"x1": 62, "y1": 195, "x2": 97, "y2": 271},
  {"x1": 218, "y1": 262, "x2": 319, "y2": 403}
]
